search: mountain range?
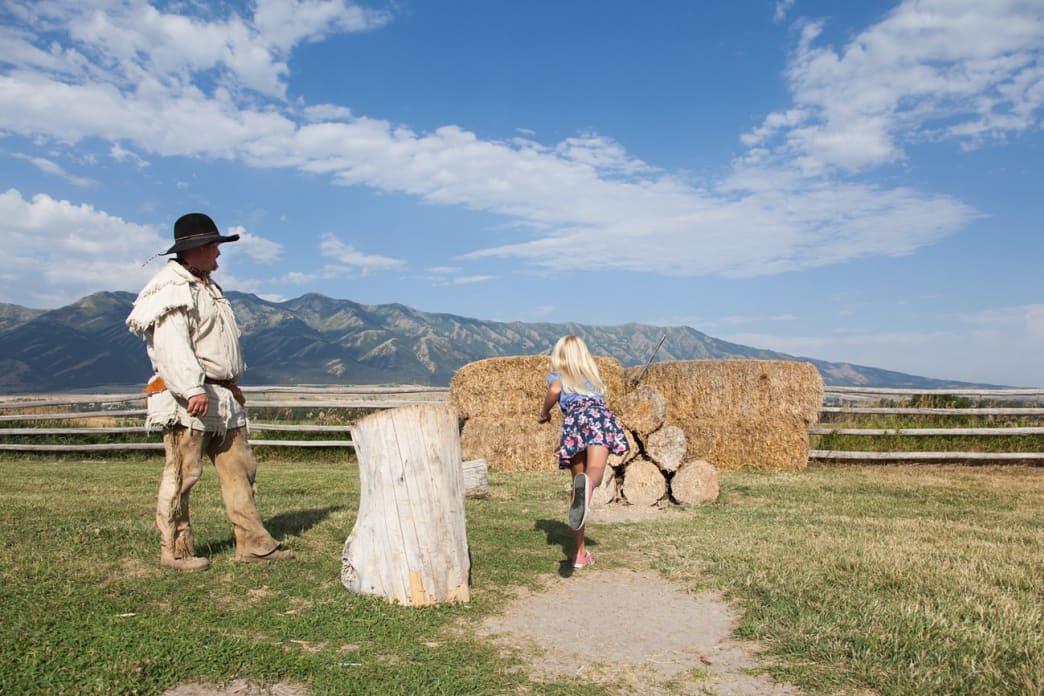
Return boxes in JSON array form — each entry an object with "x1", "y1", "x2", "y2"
[{"x1": 0, "y1": 290, "x2": 994, "y2": 393}]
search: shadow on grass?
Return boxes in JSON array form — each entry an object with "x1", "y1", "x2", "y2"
[
  {"x1": 204, "y1": 505, "x2": 346, "y2": 556},
  {"x1": 534, "y1": 518, "x2": 598, "y2": 578}
]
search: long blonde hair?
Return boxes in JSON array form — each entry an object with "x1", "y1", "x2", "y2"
[{"x1": 550, "y1": 335, "x2": 606, "y2": 398}]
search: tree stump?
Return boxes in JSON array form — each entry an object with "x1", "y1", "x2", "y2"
[
  {"x1": 462, "y1": 458, "x2": 489, "y2": 499},
  {"x1": 621, "y1": 458, "x2": 667, "y2": 507},
  {"x1": 591, "y1": 466, "x2": 618, "y2": 509},
  {"x1": 341, "y1": 404, "x2": 470, "y2": 605},
  {"x1": 671, "y1": 459, "x2": 720, "y2": 504},
  {"x1": 646, "y1": 424, "x2": 687, "y2": 473},
  {"x1": 616, "y1": 384, "x2": 667, "y2": 437}
]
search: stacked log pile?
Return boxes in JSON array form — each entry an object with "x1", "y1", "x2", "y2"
[{"x1": 449, "y1": 356, "x2": 823, "y2": 509}]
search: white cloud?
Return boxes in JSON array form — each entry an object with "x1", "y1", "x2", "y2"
[
  {"x1": 319, "y1": 234, "x2": 406, "y2": 272},
  {"x1": 452, "y1": 275, "x2": 494, "y2": 285},
  {"x1": 0, "y1": 188, "x2": 165, "y2": 306},
  {"x1": 110, "y1": 143, "x2": 149, "y2": 168},
  {"x1": 225, "y1": 225, "x2": 282, "y2": 263},
  {"x1": 746, "y1": 0, "x2": 1044, "y2": 174},
  {"x1": 773, "y1": 0, "x2": 795, "y2": 24},
  {"x1": 12, "y1": 153, "x2": 97, "y2": 187},
  {"x1": 0, "y1": 0, "x2": 1032, "y2": 289}
]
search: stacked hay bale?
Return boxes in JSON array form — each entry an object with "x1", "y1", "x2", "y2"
[
  {"x1": 450, "y1": 355, "x2": 625, "y2": 472},
  {"x1": 626, "y1": 359, "x2": 823, "y2": 472},
  {"x1": 450, "y1": 356, "x2": 822, "y2": 509}
]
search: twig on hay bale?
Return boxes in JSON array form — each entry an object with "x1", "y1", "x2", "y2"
[
  {"x1": 631, "y1": 360, "x2": 823, "y2": 471},
  {"x1": 646, "y1": 424, "x2": 687, "y2": 473},
  {"x1": 671, "y1": 459, "x2": 720, "y2": 504},
  {"x1": 615, "y1": 384, "x2": 667, "y2": 437}
]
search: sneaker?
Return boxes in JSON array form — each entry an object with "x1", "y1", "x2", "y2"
[
  {"x1": 568, "y1": 473, "x2": 589, "y2": 530},
  {"x1": 573, "y1": 550, "x2": 594, "y2": 569}
]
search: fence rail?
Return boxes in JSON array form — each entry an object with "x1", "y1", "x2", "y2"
[
  {"x1": 810, "y1": 386, "x2": 1044, "y2": 464},
  {"x1": 2, "y1": 385, "x2": 1042, "y2": 463},
  {"x1": 0, "y1": 386, "x2": 450, "y2": 453}
]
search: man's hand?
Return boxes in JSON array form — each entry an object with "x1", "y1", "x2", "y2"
[{"x1": 186, "y1": 393, "x2": 208, "y2": 417}]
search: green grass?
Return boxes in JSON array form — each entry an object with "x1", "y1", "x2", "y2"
[{"x1": 1, "y1": 458, "x2": 1041, "y2": 695}]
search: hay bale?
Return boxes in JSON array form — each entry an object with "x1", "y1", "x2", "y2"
[
  {"x1": 681, "y1": 416, "x2": 811, "y2": 471},
  {"x1": 630, "y1": 360, "x2": 822, "y2": 471},
  {"x1": 450, "y1": 355, "x2": 626, "y2": 421},
  {"x1": 620, "y1": 458, "x2": 667, "y2": 507},
  {"x1": 460, "y1": 416, "x2": 560, "y2": 471},
  {"x1": 615, "y1": 384, "x2": 666, "y2": 437},
  {"x1": 671, "y1": 459, "x2": 719, "y2": 504},
  {"x1": 646, "y1": 424, "x2": 686, "y2": 473}
]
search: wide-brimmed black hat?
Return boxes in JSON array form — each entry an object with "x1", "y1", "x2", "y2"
[{"x1": 163, "y1": 213, "x2": 240, "y2": 255}]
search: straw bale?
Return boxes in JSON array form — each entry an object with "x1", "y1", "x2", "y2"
[
  {"x1": 620, "y1": 458, "x2": 667, "y2": 507},
  {"x1": 646, "y1": 424, "x2": 686, "y2": 473},
  {"x1": 608, "y1": 428, "x2": 638, "y2": 468},
  {"x1": 460, "y1": 415, "x2": 560, "y2": 471},
  {"x1": 671, "y1": 459, "x2": 719, "y2": 504},
  {"x1": 680, "y1": 416, "x2": 811, "y2": 472},
  {"x1": 627, "y1": 359, "x2": 822, "y2": 471},
  {"x1": 632, "y1": 359, "x2": 822, "y2": 423},
  {"x1": 450, "y1": 355, "x2": 626, "y2": 421},
  {"x1": 615, "y1": 384, "x2": 666, "y2": 437}
]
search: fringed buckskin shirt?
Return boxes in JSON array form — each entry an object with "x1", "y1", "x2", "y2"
[{"x1": 127, "y1": 260, "x2": 247, "y2": 434}]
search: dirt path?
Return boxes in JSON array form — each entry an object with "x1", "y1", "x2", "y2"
[
  {"x1": 162, "y1": 566, "x2": 799, "y2": 696},
  {"x1": 477, "y1": 567, "x2": 801, "y2": 695}
]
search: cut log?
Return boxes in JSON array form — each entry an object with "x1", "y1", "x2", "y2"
[
  {"x1": 621, "y1": 458, "x2": 667, "y2": 507},
  {"x1": 590, "y1": 466, "x2": 618, "y2": 509},
  {"x1": 341, "y1": 404, "x2": 470, "y2": 605},
  {"x1": 462, "y1": 458, "x2": 489, "y2": 499},
  {"x1": 671, "y1": 459, "x2": 720, "y2": 504},
  {"x1": 646, "y1": 424, "x2": 687, "y2": 473},
  {"x1": 616, "y1": 384, "x2": 667, "y2": 437}
]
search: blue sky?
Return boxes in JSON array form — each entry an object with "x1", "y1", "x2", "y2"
[{"x1": 1, "y1": 0, "x2": 1042, "y2": 386}]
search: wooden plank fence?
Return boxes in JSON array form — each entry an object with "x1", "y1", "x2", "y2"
[
  {"x1": 810, "y1": 386, "x2": 1044, "y2": 463},
  {"x1": 1, "y1": 384, "x2": 1042, "y2": 463},
  {"x1": 0, "y1": 386, "x2": 449, "y2": 452}
]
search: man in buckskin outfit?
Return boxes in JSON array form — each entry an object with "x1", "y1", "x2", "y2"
[{"x1": 127, "y1": 212, "x2": 293, "y2": 571}]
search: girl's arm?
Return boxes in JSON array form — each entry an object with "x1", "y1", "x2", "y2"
[{"x1": 538, "y1": 379, "x2": 562, "y2": 423}]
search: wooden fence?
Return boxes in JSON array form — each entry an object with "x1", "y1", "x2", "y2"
[
  {"x1": 809, "y1": 386, "x2": 1044, "y2": 463},
  {"x1": 2, "y1": 385, "x2": 1042, "y2": 463},
  {"x1": 0, "y1": 386, "x2": 450, "y2": 452}
]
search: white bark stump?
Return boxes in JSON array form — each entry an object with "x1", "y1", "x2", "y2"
[
  {"x1": 462, "y1": 458, "x2": 489, "y2": 499},
  {"x1": 341, "y1": 404, "x2": 471, "y2": 605},
  {"x1": 671, "y1": 459, "x2": 720, "y2": 504},
  {"x1": 646, "y1": 425, "x2": 687, "y2": 473},
  {"x1": 621, "y1": 458, "x2": 667, "y2": 507}
]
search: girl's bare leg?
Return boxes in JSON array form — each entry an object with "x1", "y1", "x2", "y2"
[
  {"x1": 569, "y1": 454, "x2": 587, "y2": 556},
  {"x1": 569, "y1": 445, "x2": 609, "y2": 558}
]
